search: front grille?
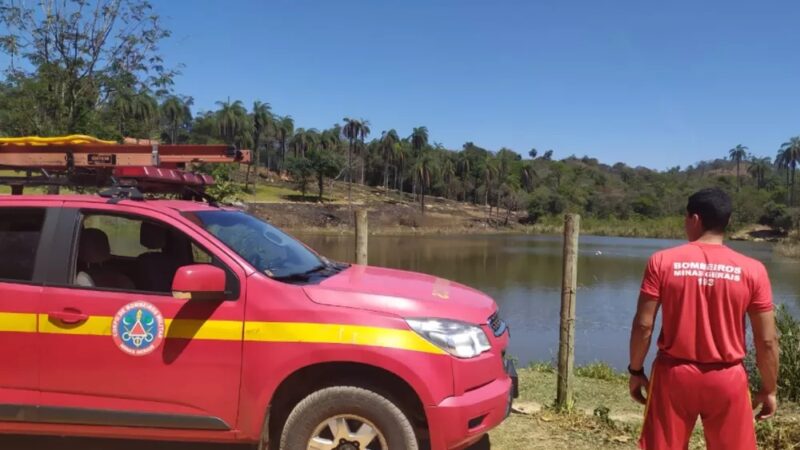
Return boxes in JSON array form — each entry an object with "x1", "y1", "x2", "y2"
[{"x1": 487, "y1": 312, "x2": 507, "y2": 337}]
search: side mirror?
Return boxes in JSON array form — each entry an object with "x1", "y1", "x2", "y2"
[{"x1": 172, "y1": 264, "x2": 226, "y2": 301}]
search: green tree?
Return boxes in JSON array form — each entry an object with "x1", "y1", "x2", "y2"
[
  {"x1": 160, "y1": 96, "x2": 192, "y2": 144},
  {"x1": 290, "y1": 128, "x2": 320, "y2": 158},
  {"x1": 251, "y1": 100, "x2": 273, "y2": 174},
  {"x1": 779, "y1": 138, "x2": 800, "y2": 205},
  {"x1": 215, "y1": 99, "x2": 249, "y2": 147},
  {"x1": 285, "y1": 156, "x2": 314, "y2": 198},
  {"x1": 274, "y1": 115, "x2": 295, "y2": 170},
  {"x1": 747, "y1": 156, "x2": 771, "y2": 190},
  {"x1": 308, "y1": 149, "x2": 343, "y2": 201},
  {"x1": 482, "y1": 154, "x2": 498, "y2": 211},
  {"x1": 414, "y1": 151, "x2": 437, "y2": 213},
  {"x1": 440, "y1": 153, "x2": 457, "y2": 199},
  {"x1": 0, "y1": 0, "x2": 174, "y2": 134},
  {"x1": 342, "y1": 117, "x2": 370, "y2": 203},
  {"x1": 380, "y1": 129, "x2": 400, "y2": 191},
  {"x1": 728, "y1": 144, "x2": 748, "y2": 189}
]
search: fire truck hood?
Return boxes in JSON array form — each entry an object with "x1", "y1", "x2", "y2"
[{"x1": 303, "y1": 265, "x2": 496, "y2": 325}]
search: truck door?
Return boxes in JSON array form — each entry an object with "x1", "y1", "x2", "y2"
[
  {"x1": 38, "y1": 206, "x2": 246, "y2": 431},
  {"x1": 0, "y1": 206, "x2": 51, "y2": 418}
]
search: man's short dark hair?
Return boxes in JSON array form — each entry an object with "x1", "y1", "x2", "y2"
[{"x1": 687, "y1": 188, "x2": 732, "y2": 232}]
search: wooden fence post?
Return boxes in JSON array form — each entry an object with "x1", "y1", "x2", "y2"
[
  {"x1": 556, "y1": 213, "x2": 580, "y2": 411},
  {"x1": 354, "y1": 210, "x2": 368, "y2": 265}
]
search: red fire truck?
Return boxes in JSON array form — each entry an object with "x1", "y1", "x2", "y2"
[{"x1": 0, "y1": 136, "x2": 516, "y2": 450}]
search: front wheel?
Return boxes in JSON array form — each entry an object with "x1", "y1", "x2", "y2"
[{"x1": 279, "y1": 386, "x2": 418, "y2": 450}]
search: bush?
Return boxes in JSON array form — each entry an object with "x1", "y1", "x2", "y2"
[
  {"x1": 197, "y1": 163, "x2": 243, "y2": 203},
  {"x1": 745, "y1": 305, "x2": 800, "y2": 402},
  {"x1": 575, "y1": 362, "x2": 626, "y2": 382},
  {"x1": 285, "y1": 156, "x2": 314, "y2": 198}
]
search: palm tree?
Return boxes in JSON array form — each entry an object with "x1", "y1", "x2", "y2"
[
  {"x1": 320, "y1": 128, "x2": 341, "y2": 153},
  {"x1": 456, "y1": 151, "x2": 472, "y2": 202},
  {"x1": 777, "y1": 148, "x2": 791, "y2": 200},
  {"x1": 215, "y1": 99, "x2": 249, "y2": 146},
  {"x1": 414, "y1": 150, "x2": 437, "y2": 213},
  {"x1": 160, "y1": 96, "x2": 192, "y2": 144},
  {"x1": 521, "y1": 161, "x2": 537, "y2": 193},
  {"x1": 342, "y1": 118, "x2": 371, "y2": 204},
  {"x1": 728, "y1": 144, "x2": 748, "y2": 189},
  {"x1": 380, "y1": 129, "x2": 400, "y2": 191},
  {"x1": 440, "y1": 154, "x2": 456, "y2": 199},
  {"x1": 410, "y1": 126, "x2": 429, "y2": 156},
  {"x1": 779, "y1": 137, "x2": 800, "y2": 205},
  {"x1": 409, "y1": 127, "x2": 429, "y2": 197},
  {"x1": 290, "y1": 128, "x2": 320, "y2": 158},
  {"x1": 483, "y1": 154, "x2": 498, "y2": 212},
  {"x1": 274, "y1": 115, "x2": 294, "y2": 171},
  {"x1": 357, "y1": 121, "x2": 371, "y2": 184},
  {"x1": 251, "y1": 101, "x2": 272, "y2": 172},
  {"x1": 394, "y1": 140, "x2": 410, "y2": 194},
  {"x1": 747, "y1": 156, "x2": 771, "y2": 190}
]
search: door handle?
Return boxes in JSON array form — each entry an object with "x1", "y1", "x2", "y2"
[{"x1": 49, "y1": 309, "x2": 88, "y2": 324}]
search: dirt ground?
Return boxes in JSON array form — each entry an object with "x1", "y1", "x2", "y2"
[{"x1": 3, "y1": 369, "x2": 798, "y2": 450}]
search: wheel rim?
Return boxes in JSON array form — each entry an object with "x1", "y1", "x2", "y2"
[{"x1": 307, "y1": 414, "x2": 388, "y2": 450}]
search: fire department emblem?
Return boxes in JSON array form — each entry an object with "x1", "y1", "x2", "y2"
[{"x1": 111, "y1": 301, "x2": 165, "y2": 356}]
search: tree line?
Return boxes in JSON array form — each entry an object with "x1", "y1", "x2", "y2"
[{"x1": 1, "y1": 0, "x2": 798, "y2": 231}]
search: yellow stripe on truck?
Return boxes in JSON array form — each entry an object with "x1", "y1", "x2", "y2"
[
  {"x1": 0, "y1": 312, "x2": 37, "y2": 333},
  {"x1": 164, "y1": 319, "x2": 243, "y2": 341},
  {"x1": 244, "y1": 322, "x2": 446, "y2": 355},
  {"x1": 39, "y1": 315, "x2": 113, "y2": 336},
  {"x1": 4, "y1": 314, "x2": 444, "y2": 355}
]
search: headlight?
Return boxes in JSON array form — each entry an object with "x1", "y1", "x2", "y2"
[{"x1": 406, "y1": 318, "x2": 492, "y2": 358}]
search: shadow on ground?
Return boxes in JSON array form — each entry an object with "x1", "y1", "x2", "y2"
[
  {"x1": 0, "y1": 435, "x2": 251, "y2": 450},
  {"x1": 0, "y1": 432, "x2": 492, "y2": 449}
]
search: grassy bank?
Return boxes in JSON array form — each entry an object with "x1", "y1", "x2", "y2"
[
  {"x1": 775, "y1": 238, "x2": 800, "y2": 258},
  {"x1": 528, "y1": 216, "x2": 685, "y2": 239},
  {"x1": 491, "y1": 364, "x2": 800, "y2": 449}
]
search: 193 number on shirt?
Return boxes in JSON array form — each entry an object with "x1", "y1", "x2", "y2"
[{"x1": 698, "y1": 278, "x2": 715, "y2": 287}]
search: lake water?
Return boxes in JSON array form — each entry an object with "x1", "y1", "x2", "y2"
[{"x1": 297, "y1": 234, "x2": 800, "y2": 370}]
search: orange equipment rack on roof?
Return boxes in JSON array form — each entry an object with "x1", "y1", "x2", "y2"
[
  {"x1": 0, "y1": 135, "x2": 251, "y2": 197},
  {"x1": 0, "y1": 135, "x2": 251, "y2": 170}
]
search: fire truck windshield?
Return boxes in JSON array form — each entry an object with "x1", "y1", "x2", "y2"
[{"x1": 187, "y1": 210, "x2": 327, "y2": 280}]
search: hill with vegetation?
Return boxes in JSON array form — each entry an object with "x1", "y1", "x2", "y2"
[{"x1": 1, "y1": 0, "x2": 799, "y2": 246}]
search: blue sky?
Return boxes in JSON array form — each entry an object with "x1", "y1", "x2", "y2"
[{"x1": 8, "y1": 1, "x2": 800, "y2": 169}]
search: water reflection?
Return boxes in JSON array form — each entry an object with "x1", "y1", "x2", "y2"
[{"x1": 298, "y1": 234, "x2": 800, "y2": 370}]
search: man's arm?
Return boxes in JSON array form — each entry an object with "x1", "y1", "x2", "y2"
[
  {"x1": 629, "y1": 293, "x2": 659, "y2": 404},
  {"x1": 749, "y1": 309, "x2": 779, "y2": 419}
]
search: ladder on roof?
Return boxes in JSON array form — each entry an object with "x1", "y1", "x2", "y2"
[
  {"x1": 0, "y1": 135, "x2": 251, "y2": 170},
  {"x1": 0, "y1": 135, "x2": 252, "y2": 198}
]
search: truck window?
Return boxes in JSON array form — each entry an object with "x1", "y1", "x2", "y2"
[
  {"x1": 0, "y1": 208, "x2": 46, "y2": 282},
  {"x1": 74, "y1": 212, "x2": 214, "y2": 294}
]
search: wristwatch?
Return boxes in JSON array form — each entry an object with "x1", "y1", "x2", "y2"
[{"x1": 628, "y1": 364, "x2": 645, "y2": 377}]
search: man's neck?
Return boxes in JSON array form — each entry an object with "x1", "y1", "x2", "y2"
[{"x1": 693, "y1": 232, "x2": 725, "y2": 245}]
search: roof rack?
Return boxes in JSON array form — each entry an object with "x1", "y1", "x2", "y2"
[{"x1": 0, "y1": 135, "x2": 251, "y2": 202}]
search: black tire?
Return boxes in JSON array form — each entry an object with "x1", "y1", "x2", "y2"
[
  {"x1": 465, "y1": 434, "x2": 491, "y2": 450},
  {"x1": 279, "y1": 386, "x2": 418, "y2": 450}
]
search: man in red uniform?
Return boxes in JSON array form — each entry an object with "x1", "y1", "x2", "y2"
[{"x1": 628, "y1": 188, "x2": 780, "y2": 450}]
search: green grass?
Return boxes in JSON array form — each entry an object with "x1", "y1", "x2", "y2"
[
  {"x1": 491, "y1": 367, "x2": 800, "y2": 449},
  {"x1": 575, "y1": 362, "x2": 627, "y2": 383}
]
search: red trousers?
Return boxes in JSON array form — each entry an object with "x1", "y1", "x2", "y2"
[{"x1": 639, "y1": 356, "x2": 756, "y2": 450}]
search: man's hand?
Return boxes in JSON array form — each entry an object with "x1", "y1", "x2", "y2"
[
  {"x1": 753, "y1": 389, "x2": 778, "y2": 420},
  {"x1": 629, "y1": 374, "x2": 649, "y2": 405}
]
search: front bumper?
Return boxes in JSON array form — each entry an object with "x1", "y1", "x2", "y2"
[{"x1": 426, "y1": 359, "x2": 518, "y2": 450}]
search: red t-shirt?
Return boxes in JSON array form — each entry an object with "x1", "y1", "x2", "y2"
[{"x1": 641, "y1": 241, "x2": 773, "y2": 364}]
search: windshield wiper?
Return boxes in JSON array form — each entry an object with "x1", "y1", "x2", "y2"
[
  {"x1": 271, "y1": 273, "x2": 312, "y2": 283},
  {"x1": 271, "y1": 263, "x2": 332, "y2": 283}
]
